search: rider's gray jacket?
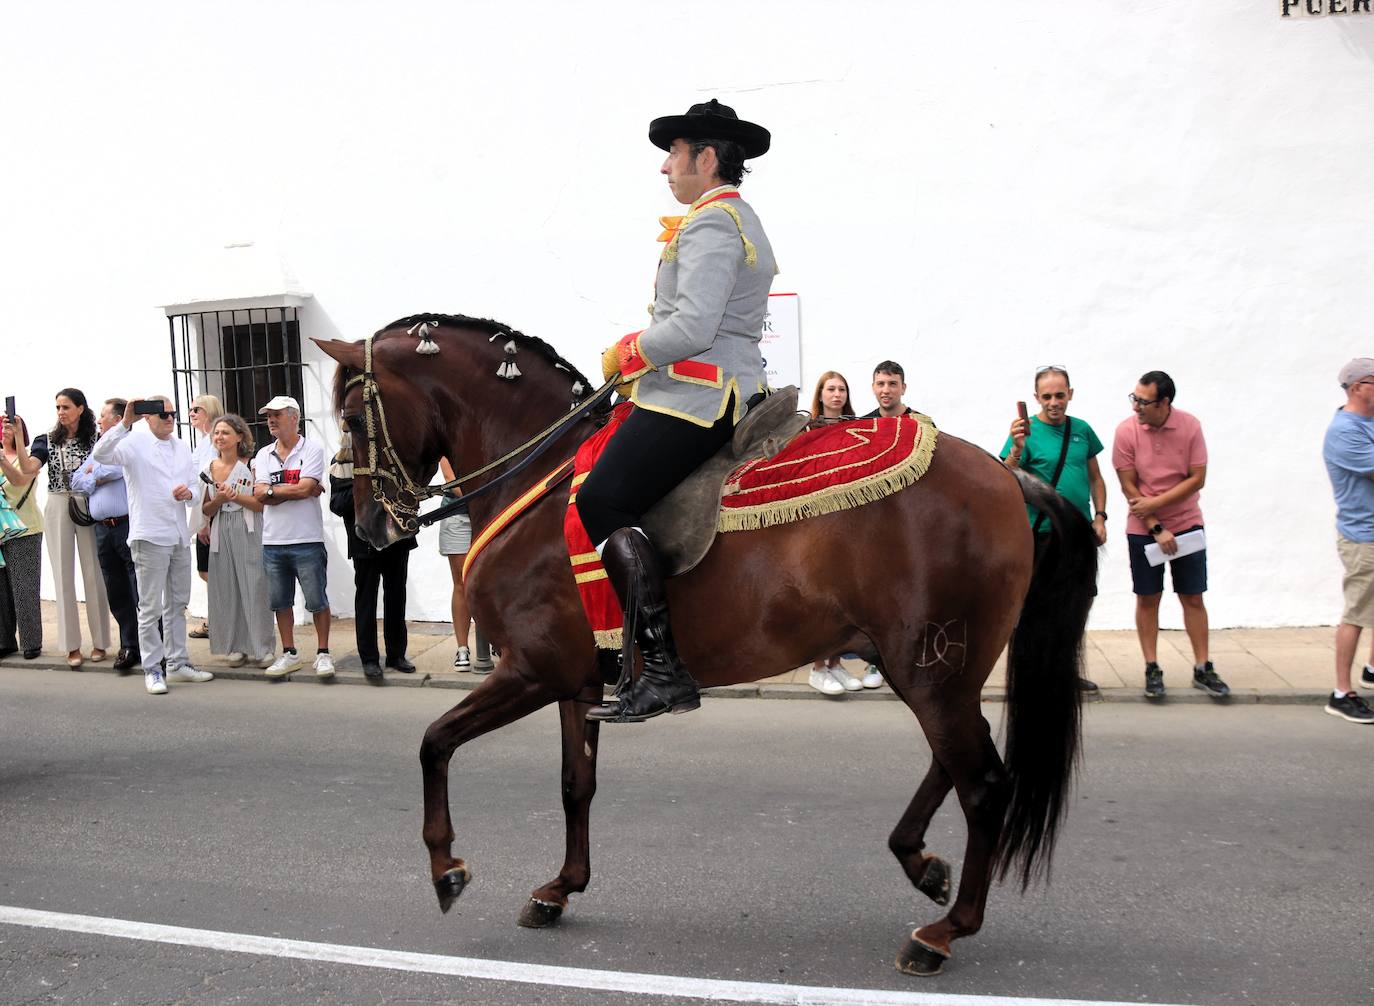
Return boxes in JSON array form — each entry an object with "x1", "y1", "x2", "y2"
[{"x1": 629, "y1": 186, "x2": 776, "y2": 428}]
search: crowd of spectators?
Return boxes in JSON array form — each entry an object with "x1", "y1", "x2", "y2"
[{"x1": 3, "y1": 359, "x2": 1371, "y2": 725}]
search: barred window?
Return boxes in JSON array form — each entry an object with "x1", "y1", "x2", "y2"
[{"x1": 167, "y1": 306, "x2": 310, "y2": 453}]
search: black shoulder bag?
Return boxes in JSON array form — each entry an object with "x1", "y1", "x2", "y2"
[{"x1": 1030, "y1": 416, "x2": 1071, "y2": 536}]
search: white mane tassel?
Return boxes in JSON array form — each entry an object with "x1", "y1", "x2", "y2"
[{"x1": 407, "y1": 319, "x2": 441, "y2": 355}]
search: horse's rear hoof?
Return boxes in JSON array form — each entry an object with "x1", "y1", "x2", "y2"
[
  {"x1": 917, "y1": 856, "x2": 951, "y2": 906},
  {"x1": 517, "y1": 898, "x2": 564, "y2": 928},
  {"x1": 896, "y1": 936, "x2": 950, "y2": 977},
  {"x1": 435, "y1": 865, "x2": 472, "y2": 914}
]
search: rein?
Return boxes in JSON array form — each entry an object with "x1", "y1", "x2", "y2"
[{"x1": 344, "y1": 333, "x2": 617, "y2": 532}]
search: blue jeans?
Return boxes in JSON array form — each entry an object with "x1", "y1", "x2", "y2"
[{"x1": 262, "y1": 542, "x2": 330, "y2": 613}]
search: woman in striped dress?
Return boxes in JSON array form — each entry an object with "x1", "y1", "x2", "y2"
[{"x1": 197, "y1": 414, "x2": 273, "y2": 667}]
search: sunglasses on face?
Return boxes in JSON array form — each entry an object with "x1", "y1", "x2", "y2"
[{"x1": 1128, "y1": 393, "x2": 1159, "y2": 407}]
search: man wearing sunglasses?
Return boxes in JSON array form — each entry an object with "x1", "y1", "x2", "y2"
[
  {"x1": 1002, "y1": 365, "x2": 1106, "y2": 692},
  {"x1": 1112, "y1": 371, "x2": 1228, "y2": 701},
  {"x1": 92, "y1": 396, "x2": 212, "y2": 695}
]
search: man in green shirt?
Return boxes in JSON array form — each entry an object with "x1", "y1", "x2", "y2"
[{"x1": 1000, "y1": 365, "x2": 1107, "y2": 691}]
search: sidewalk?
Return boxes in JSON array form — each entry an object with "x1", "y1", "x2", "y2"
[{"x1": 2, "y1": 601, "x2": 1339, "y2": 705}]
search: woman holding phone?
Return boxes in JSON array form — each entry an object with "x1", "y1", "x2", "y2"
[
  {"x1": 31, "y1": 388, "x2": 110, "y2": 667},
  {"x1": 0, "y1": 413, "x2": 45, "y2": 659},
  {"x1": 197, "y1": 414, "x2": 273, "y2": 667}
]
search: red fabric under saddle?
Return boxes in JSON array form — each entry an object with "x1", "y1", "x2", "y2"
[{"x1": 718, "y1": 414, "x2": 938, "y2": 531}]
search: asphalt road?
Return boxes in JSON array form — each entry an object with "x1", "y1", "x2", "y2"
[{"x1": 0, "y1": 667, "x2": 1369, "y2": 1006}]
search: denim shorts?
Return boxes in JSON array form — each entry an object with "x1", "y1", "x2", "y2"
[
  {"x1": 262, "y1": 542, "x2": 329, "y2": 612},
  {"x1": 1126, "y1": 526, "x2": 1207, "y2": 596}
]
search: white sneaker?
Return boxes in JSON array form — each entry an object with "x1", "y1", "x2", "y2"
[
  {"x1": 454, "y1": 646, "x2": 471, "y2": 669},
  {"x1": 145, "y1": 669, "x2": 167, "y2": 695},
  {"x1": 265, "y1": 651, "x2": 302, "y2": 678},
  {"x1": 257, "y1": 653, "x2": 276, "y2": 669},
  {"x1": 861, "y1": 665, "x2": 884, "y2": 689},
  {"x1": 828, "y1": 664, "x2": 863, "y2": 692},
  {"x1": 226, "y1": 652, "x2": 247, "y2": 667},
  {"x1": 167, "y1": 664, "x2": 214, "y2": 683},
  {"x1": 314, "y1": 652, "x2": 335, "y2": 678},
  {"x1": 809, "y1": 668, "x2": 846, "y2": 695}
]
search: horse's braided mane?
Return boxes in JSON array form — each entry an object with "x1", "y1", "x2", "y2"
[{"x1": 331, "y1": 313, "x2": 599, "y2": 415}]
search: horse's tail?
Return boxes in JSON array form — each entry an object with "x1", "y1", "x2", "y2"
[{"x1": 995, "y1": 467, "x2": 1098, "y2": 889}]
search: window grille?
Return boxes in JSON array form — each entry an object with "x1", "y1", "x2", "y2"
[{"x1": 167, "y1": 306, "x2": 311, "y2": 454}]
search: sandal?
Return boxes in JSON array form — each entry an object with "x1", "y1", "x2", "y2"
[
  {"x1": 67, "y1": 650, "x2": 84, "y2": 668},
  {"x1": 90, "y1": 649, "x2": 107, "y2": 662},
  {"x1": 188, "y1": 623, "x2": 210, "y2": 639}
]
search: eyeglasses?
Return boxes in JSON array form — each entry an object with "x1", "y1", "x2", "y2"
[
  {"x1": 153, "y1": 411, "x2": 175, "y2": 421},
  {"x1": 189, "y1": 406, "x2": 204, "y2": 414},
  {"x1": 1036, "y1": 365, "x2": 1068, "y2": 376},
  {"x1": 1127, "y1": 393, "x2": 1159, "y2": 408}
]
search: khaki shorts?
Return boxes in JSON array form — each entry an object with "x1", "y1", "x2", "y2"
[{"x1": 1337, "y1": 536, "x2": 1374, "y2": 628}]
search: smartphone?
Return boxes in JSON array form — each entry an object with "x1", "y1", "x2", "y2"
[
  {"x1": 133, "y1": 399, "x2": 164, "y2": 416},
  {"x1": 1016, "y1": 401, "x2": 1029, "y2": 428},
  {"x1": 198, "y1": 471, "x2": 215, "y2": 486},
  {"x1": 4, "y1": 396, "x2": 14, "y2": 423}
]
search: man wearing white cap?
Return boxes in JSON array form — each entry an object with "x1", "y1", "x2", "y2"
[
  {"x1": 252, "y1": 396, "x2": 334, "y2": 679},
  {"x1": 1321, "y1": 358, "x2": 1374, "y2": 724}
]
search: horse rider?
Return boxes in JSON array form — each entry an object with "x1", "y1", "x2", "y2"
[{"x1": 577, "y1": 99, "x2": 777, "y2": 723}]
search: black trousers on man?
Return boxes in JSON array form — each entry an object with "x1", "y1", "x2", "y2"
[
  {"x1": 94, "y1": 518, "x2": 139, "y2": 653},
  {"x1": 353, "y1": 545, "x2": 409, "y2": 664}
]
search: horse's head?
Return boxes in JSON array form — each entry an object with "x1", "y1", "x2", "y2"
[
  {"x1": 316, "y1": 332, "x2": 452, "y2": 549},
  {"x1": 316, "y1": 317, "x2": 597, "y2": 550}
]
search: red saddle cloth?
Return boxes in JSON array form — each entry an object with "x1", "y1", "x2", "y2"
[
  {"x1": 718, "y1": 413, "x2": 938, "y2": 532},
  {"x1": 563, "y1": 407, "x2": 938, "y2": 649}
]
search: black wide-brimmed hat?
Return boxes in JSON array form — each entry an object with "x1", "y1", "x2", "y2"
[{"x1": 648, "y1": 99, "x2": 771, "y2": 159}]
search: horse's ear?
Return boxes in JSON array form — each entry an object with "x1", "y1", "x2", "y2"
[{"x1": 313, "y1": 338, "x2": 363, "y2": 368}]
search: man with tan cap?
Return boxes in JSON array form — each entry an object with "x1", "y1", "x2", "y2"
[
  {"x1": 252, "y1": 395, "x2": 333, "y2": 679},
  {"x1": 1321, "y1": 358, "x2": 1374, "y2": 724}
]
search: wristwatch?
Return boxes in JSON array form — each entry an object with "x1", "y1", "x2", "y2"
[
  {"x1": 1095, "y1": 511, "x2": 1108, "y2": 521},
  {"x1": 266, "y1": 486, "x2": 275, "y2": 499},
  {"x1": 1148, "y1": 522, "x2": 1164, "y2": 536}
]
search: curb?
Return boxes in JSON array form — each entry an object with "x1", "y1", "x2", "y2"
[{"x1": 2, "y1": 657, "x2": 1334, "y2": 706}]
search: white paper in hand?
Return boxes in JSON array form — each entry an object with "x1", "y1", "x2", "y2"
[{"x1": 1144, "y1": 528, "x2": 1206, "y2": 567}]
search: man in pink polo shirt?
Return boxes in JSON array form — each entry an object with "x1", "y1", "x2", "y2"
[{"x1": 1112, "y1": 370, "x2": 1229, "y2": 701}]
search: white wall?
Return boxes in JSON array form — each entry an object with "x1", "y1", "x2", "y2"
[{"x1": 5, "y1": 2, "x2": 1371, "y2": 629}]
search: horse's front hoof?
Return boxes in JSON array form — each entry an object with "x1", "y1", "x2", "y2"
[
  {"x1": 896, "y1": 936, "x2": 950, "y2": 977},
  {"x1": 517, "y1": 898, "x2": 564, "y2": 928},
  {"x1": 435, "y1": 865, "x2": 472, "y2": 914},
  {"x1": 917, "y1": 856, "x2": 951, "y2": 906}
]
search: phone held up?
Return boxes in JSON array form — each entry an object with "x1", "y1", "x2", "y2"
[
  {"x1": 133, "y1": 400, "x2": 165, "y2": 416},
  {"x1": 1016, "y1": 401, "x2": 1029, "y2": 431},
  {"x1": 4, "y1": 396, "x2": 15, "y2": 424}
]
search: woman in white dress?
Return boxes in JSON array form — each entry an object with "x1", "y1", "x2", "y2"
[{"x1": 197, "y1": 414, "x2": 273, "y2": 667}]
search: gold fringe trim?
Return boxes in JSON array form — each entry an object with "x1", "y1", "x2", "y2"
[
  {"x1": 593, "y1": 628, "x2": 624, "y2": 650},
  {"x1": 717, "y1": 426, "x2": 939, "y2": 533},
  {"x1": 661, "y1": 201, "x2": 758, "y2": 269}
]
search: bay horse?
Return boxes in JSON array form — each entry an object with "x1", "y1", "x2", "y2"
[{"x1": 316, "y1": 314, "x2": 1097, "y2": 977}]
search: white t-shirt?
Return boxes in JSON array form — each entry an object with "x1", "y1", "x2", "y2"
[{"x1": 253, "y1": 436, "x2": 326, "y2": 545}]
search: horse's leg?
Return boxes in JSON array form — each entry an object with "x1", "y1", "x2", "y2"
[
  {"x1": 519, "y1": 690, "x2": 603, "y2": 928},
  {"x1": 887, "y1": 759, "x2": 955, "y2": 907},
  {"x1": 421, "y1": 666, "x2": 567, "y2": 912},
  {"x1": 894, "y1": 694, "x2": 1009, "y2": 976}
]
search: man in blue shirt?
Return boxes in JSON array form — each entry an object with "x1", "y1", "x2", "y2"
[
  {"x1": 1321, "y1": 359, "x2": 1374, "y2": 724},
  {"x1": 70, "y1": 398, "x2": 139, "y2": 672}
]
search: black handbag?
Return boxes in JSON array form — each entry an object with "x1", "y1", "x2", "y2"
[{"x1": 67, "y1": 492, "x2": 97, "y2": 527}]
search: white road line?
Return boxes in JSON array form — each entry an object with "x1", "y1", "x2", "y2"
[{"x1": 0, "y1": 904, "x2": 1197, "y2": 1006}]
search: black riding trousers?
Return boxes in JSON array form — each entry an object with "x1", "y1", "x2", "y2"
[{"x1": 576, "y1": 397, "x2": 737, "y2": 547}]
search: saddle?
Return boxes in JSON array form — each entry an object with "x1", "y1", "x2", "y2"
[{"x1": 641, "y1": 386, "x2": 808, "y2": 576}]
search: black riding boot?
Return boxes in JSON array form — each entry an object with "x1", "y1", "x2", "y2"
[{"x1": 586, "y1": 528, "x2": 700, "y2": 723}]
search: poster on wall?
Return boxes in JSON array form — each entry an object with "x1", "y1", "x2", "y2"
[{"x1": 761, "y1": 292, "x2": 801, "y2": 391}]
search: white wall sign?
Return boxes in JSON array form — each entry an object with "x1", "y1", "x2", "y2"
[
  {"x1": 1281, "y1": 0, "x2": 1371, "y2": 15},
  {"x1": 761, "y1": 293, "x2": 801, "y2": 392}
]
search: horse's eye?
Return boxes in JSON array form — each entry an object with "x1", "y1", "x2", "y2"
[{"x1": 343, "y1": 414, "x2": 364, "y2": 431}]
